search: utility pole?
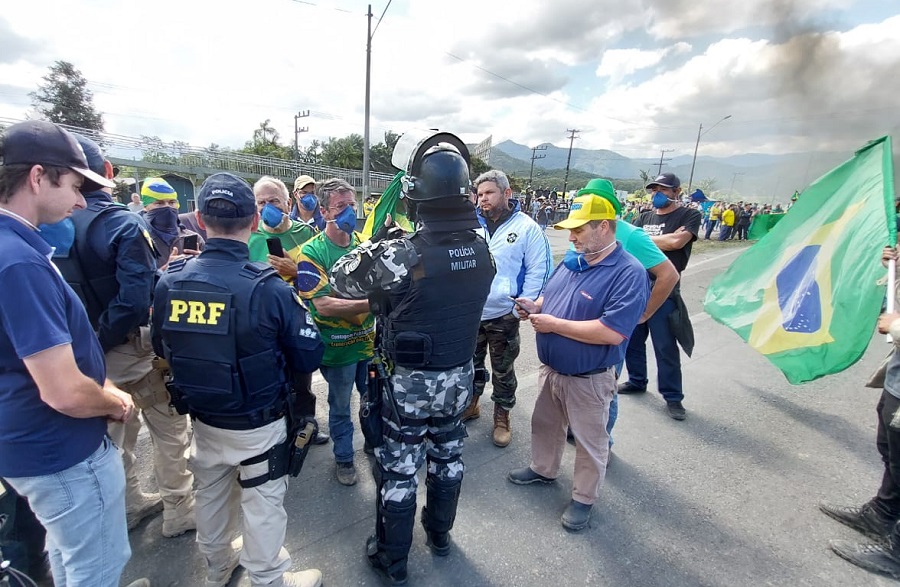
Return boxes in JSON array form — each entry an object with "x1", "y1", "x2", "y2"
[
  {"x1": 362, "y1": 4, "x2": 373, "y2": 205},
  {"x1": 655, "y1": 148, "x2": 673, "y2": 176},
  {"x1": 293, "y1": 110, "x2": 309, "y2": 160},
  {"x1": 730, "y1": 171, "x2": 745, "y2": 195},
  {"x1": 562, "y1": 129, "x2": 580, "y2": 195},
  {"x1": 529, "y1": 144, "x2": 547, "y2": 189}
]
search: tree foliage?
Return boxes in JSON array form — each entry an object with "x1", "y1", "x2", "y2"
[
  {"x1": 30, "y1": 60, "x2": 104, "y2": 131},
  {"x1": 240, "y1": 119, "x2": 293, "y2": 159}
]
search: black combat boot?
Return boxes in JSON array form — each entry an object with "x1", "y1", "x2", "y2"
[
  {"x1": 421, "y1": 475, "x2": 462, "y2": 556},
  {"x1": 367, "y1": 496, "x2": 416, "y2": 586}
]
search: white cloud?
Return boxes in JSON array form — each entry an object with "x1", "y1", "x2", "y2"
[
  {"x1": 0, "y1": 0, "x2": 897, "y2": 166},
  {"x1": 595, "y1": 42, "x2": 692, "y2": 83}
]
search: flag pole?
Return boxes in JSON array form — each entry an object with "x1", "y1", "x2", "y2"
[{"x1": 888, "y1": 258, "x2": 896, "y2": 343}]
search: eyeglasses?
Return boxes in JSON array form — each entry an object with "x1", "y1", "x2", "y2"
[{"x1": 328, "y1": 201, "x2": 357, "y2": 213}]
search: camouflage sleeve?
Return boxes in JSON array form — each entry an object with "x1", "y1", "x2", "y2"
[{"x1": 330, "y1": 237, "x2": 419, "y2": 299}]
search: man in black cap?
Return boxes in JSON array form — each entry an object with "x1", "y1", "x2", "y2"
[
  {"x1": 618, "y1": 172, "x2": 701, "y2": 420},
  {"x1": 0, "y1": 120, "x2": 149, "y2": 586},
  {"x1": 152, "y1": 173, "x2": 324, "y2": 587}
]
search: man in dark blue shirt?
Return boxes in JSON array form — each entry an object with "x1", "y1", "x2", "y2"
[
  {"x1": 507, "y1": 194, "x2": 649, "y2": 531},
  {"x1": 0, "y1": 120, "x2": 148, "y2": 587},
  {"x1": 55, "y1": 134, "x2": 195, "y2": 537}
]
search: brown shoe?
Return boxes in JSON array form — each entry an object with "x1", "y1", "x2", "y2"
[
  {"x1": 461, "y1": 395, "x2": 481, "y2": 423},
  {"x1": 492, "y1": 404, "x2": 511, "y2": 447}
]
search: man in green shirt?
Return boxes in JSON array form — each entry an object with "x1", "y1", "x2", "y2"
[{"x1": 296, "y1": 178, "x2": 375, "y2": 486}]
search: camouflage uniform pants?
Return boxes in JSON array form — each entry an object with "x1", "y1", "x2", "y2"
[
  {"x1": 377, "y1": 361, "x2": 473, "y2": 504},
  {"x1": 472, "y1": 313, "x2": 521, "y2": 409}
]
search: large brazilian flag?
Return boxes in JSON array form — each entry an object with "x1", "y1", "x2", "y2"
[
  {"x1": 704, "y1": 136, "x2": 896, "y2": 384},
  {"x1": 360, "y1": 172, "x2": 414, "y2": 240}
]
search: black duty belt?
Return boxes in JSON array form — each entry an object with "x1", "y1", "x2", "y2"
[
  {"x1": 570, "y1": 366, "x2": 614, "y2": 379},
  {"x1": 194, "y1": 410, "x2": 285, "y2": 431}
]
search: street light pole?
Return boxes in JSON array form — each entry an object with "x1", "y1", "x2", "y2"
[
  {"x1": 687, "y1": 114, "x2": 731, "y2": 194},
  {"x1": 362, "y1": 4, "x2": 373, "y2": 206}
]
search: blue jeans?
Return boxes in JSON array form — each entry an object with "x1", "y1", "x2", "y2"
[
  {"x1": 5, "y1": 436, "x2": 130, "y2": 587},
  {"x1": 320, "y1": 360, "x2": 370, "y2": 463},
  {"x1": 704, "y1": 219, "x2": 718, "y2": 240},
  {"x1": 624, "y1": 297, "x2": 684, "y2": 402}
]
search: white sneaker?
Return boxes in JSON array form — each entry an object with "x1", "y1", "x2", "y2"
[
  {"x1": 124, "y1": 580, "x2": 151, "y2": 587},
  {"x1": 205, "y1": 536, "x2": 243, "y2": 587},
  {"x1": 282, "y1": 569, "x2": 323, "y2": 587}
]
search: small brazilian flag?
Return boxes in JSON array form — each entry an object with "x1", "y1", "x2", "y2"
[
  {"x1": 704, "y1": 136, "x2": 896, "y2": 384},
  {"x1": 360, "y1": 172, "x2": 414, "y2": 240}
]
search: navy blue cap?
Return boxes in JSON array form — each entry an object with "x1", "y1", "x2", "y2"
[
  {"x1": 646, "y1": 172, "x2": 681, "y2": 190},
  {"x1": 197, "y1": 173, "x2": 256, "y2": 218},
  {"x1": 0, "y1": 121, "x2": 114, "y2": 192}
]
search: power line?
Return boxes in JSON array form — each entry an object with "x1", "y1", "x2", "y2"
[{"x1": 371, "y1": 0, "x2": 392, "y2": 38}]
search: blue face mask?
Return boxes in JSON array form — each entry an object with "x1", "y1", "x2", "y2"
[
  {"x1": 38, "y1": 218, "x2": 76, "y2": 255},
  {"x1": 332, "y1": 205, "x2": 357, "y2": 234},
  {"x1": 563, "y1": 249, "x2": 591, "y2": 272},
  {"x1": 563, "y1": 237, "x2": 616, "y2": 272},
  {"x1": 652, "y1": 191, "x2": 673, "y2": 209},
  {"x1": 261, "y1": 203, "x2": 285, "y2": 228},
  {"x1": 300, "y1": 194, "x2": 318, "y2": 212}
]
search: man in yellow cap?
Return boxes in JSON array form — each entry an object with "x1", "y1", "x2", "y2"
[
  {"x1": 291, "y1": 175, "x2": 324, "y2": 231},
  {"x1": 506, "y1": 194, "x2": 649, "y2": 531}
]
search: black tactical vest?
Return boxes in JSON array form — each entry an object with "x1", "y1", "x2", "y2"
[
  {"x1": 383, "y1": 230, "x2": 494, "y2": 370},
  {"x1": 53, "y1": 200, "x2": 133, "y2": 329},
  {"x1": 161, "y1": 258, "x2": 288, "y2": 428}
]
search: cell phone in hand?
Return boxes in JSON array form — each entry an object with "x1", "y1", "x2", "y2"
[
  {"x1": 266, "y1": 237, "x2": 285, "y2": 258},
  {"x1": 509, "y1": 295, "x2": 530, "y2": 316},
  {"x1": 182, "y1": 234, "x2": 198, "y2": 251}
]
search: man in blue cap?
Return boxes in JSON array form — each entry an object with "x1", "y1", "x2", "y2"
[
  {"x1": 0, "y1": 120, "x2": 149, "y2": 587},
  {"x1": 618, "y1": 172, "x2": 701, "y2": 421},
  {"x1": 46, "y1": 133, "x2": 195, "y2": 538},
  {"x1": 153, "y1": 173, "x2": 325, "y2": 587}
]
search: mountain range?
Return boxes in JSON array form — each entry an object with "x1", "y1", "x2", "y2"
[{"x1": 487, "y1": 139, "x2": 871, "y2": 203}]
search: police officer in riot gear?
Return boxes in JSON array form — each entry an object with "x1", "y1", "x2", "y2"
[
  {"x1": 331, "y1": 131, "x2": 495, "y2": 585},
  {"x1": 48, "y1": 133, "x2": 195, "y2": 537},
  {"x1": 151, "y1": 173, "x2": 325, "y2": 587}
]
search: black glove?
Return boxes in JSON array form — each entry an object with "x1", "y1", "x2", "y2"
[{"x1": 371, "y1": 221, "x2": 404, "y2": 244}]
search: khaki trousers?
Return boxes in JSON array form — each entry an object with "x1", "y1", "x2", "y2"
[
  {"x1": 530, "y1": 364, "x2": 614, "y2": 505},
  {"x1": 106, "y1": 329, "x2": 194, "y2": 518},
  {"x1": 191, "y1": 418, "x2": 292, "y2": 587}
]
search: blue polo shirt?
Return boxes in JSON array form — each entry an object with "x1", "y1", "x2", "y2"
[
  {"x1": 0, "y1": 215, "x2": 107, "y2": 478},
  {"x1": 537, "y1": 243, "x2": 649, "y2": 375}
]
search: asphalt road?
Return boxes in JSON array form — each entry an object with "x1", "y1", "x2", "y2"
[{"x1": 123, "y1": 229, "x2": 896, "y2": 587}]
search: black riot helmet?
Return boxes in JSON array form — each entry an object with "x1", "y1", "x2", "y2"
[{"x1": 391, "y1": 131, "x2": 472, "y2": 202}]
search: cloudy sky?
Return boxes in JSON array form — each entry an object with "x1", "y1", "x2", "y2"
[{"x1": 1, "y1": 0, "x2": 898, "y2": 162}]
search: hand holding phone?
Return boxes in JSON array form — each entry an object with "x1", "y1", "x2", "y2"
[
  {"x1": 266, "y1": 237, "x2": 285, "y2": 258},
  {"x1": 509, "y1": 295, "x2": 532, "y2": 317},
  {"x1": 182, "y1": 234, "x2": 198, "y2": 251}
]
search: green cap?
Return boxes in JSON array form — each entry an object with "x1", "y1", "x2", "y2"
[{"x1": 576, "y1": 178, "x2": 621, "y2": 216}]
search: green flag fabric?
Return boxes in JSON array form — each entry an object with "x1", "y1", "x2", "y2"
[
  {"x1": 747, "y1": 212, "x2": 785, "y2": 240},
  {"x1": 360, "y1": 171, "x2": 413, "y2": 240},
  {"x1": 704, "y1": 136, "x2": 896, "y2": 384}
]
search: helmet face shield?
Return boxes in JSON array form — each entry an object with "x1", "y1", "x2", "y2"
[{"x1": 391, "y1": 130, "x2": 472, "y2": 202}]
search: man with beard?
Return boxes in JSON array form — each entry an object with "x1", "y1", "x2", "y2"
[{"x1": 462, "y1": 169, "x2": 551, "y2": 448}]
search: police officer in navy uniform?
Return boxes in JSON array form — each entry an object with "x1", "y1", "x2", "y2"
[
  {"x1": 47, "y1": 133, "x2": 196, "y2": 538},
  {"x1": 151, "y1": 173, "x2": 325, "y2": 587},
  {"x1": 331, "y1": 131, "x2": 495, "y2": 585}
]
